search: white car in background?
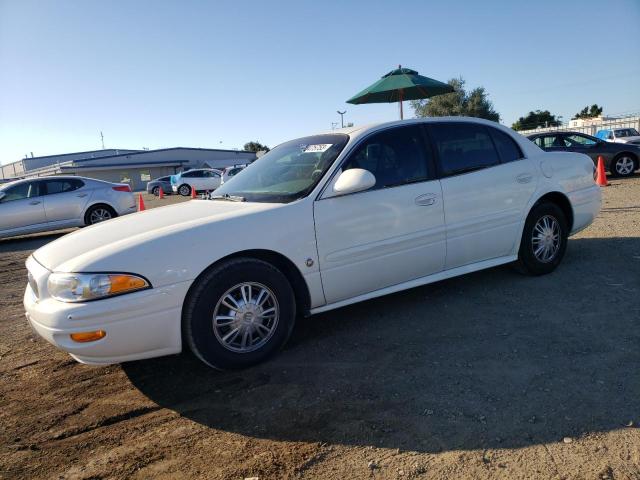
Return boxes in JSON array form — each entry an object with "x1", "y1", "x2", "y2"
[
  {"x1": 0, "y1": 176, "x2": 135, "y2": 239},
  {"x1": 171, "y1": 169, "x2": 222, "y2": 196},
  {"x1": 24, "y1": 118, "x2": 601, "y2": 369},
  {"x1": 220, "y1": 164, "x2": 248, "y2": 184}
]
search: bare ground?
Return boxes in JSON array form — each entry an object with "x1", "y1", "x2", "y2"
[{"x1": 1, "y1": 182, "x2": 639, "y2": 480}]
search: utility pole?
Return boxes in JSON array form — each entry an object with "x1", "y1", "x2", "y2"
[
  {"x1": 331, "y1": 122, "x2": 338, "y2": 130},
  {"x1": 100, "y1": 131, "x2": 105, "y2": 149},
  {"x1": 337, "y1": 110, "x2": 346, "y2": 128}
]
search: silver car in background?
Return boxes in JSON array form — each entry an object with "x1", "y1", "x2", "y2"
[{"x1": 0, "y1": 176, "x2": 136, "y2": 239}]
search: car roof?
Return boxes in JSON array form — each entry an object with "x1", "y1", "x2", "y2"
[{"x1": 333, "y1": 117, "x2": 543, "y2": 157}]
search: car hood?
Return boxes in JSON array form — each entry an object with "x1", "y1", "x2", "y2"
[{"x1": 33, "y1": 200, "x2": 280, "y2": 272}]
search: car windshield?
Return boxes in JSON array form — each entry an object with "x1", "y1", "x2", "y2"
[
  {"x1": 213, "y1": 134, "x2": 349, "y2": 203},
  {"x1": 614, "y1": 128, "x2": 639, "y2": 137}
]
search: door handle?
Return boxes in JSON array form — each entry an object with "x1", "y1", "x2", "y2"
[
  {"x1": 76, "y1": 193, "x2": 88, "y2": 197},
  {"x1": 29, "y1": 200, "x2": 41, "y2": 205},
  {"x1": 516, "y1": 173, "x2": 533, "y2": 184},
  {"x1": 415, "y1": 194, "x2": 437, "y2": 206}
]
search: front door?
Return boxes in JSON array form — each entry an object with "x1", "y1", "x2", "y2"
[
  {"x1": 561, "y1": 133, "x2": 599, "y2": 163},
  {"x1": 427, "y1": 122, "x2": 538, "y2": 269},
  {"x1": 314, "y1": 125, "x2": 446, "y2": 304},
  {"x1": 0, "y1": 181, "x2": 46, "y2": 235}
]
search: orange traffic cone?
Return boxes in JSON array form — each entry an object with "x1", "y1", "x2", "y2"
[
  {"x1": 138, "y1": 193, "x2": 146, "y2": 211},
  {"x1": 596, "y1": 156, "x2": 608, "y2": 187},
  {"x1": 158, "y1": 186, "x2": 164, "y2": 199},
  {"x1": 191, "y1": 185, "x2": 197, "y2": 199}
]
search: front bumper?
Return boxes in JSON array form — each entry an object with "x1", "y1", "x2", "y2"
[{"x1": 24, "y1": 257, "x2": 190, "y2": 365}]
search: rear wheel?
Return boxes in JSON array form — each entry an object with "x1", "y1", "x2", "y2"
[
  {"x1": 515, "y1": 202, "x2": 568, "y2": 276},
  {"x1": 178, "y1": 184, "x2": 191, "y2": 196},
  {"x1": 85, "y1": 205, "x2": 116, "y2": 225},
  {"x1": 183, "y1": 258, "x2": 296, "y2": 370},
  {"x1": 611, "y1": 154, "x2": 637, "y2": 177}
]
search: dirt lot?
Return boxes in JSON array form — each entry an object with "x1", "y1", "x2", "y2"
[{"x1": 1, "y1": 182, "x2": 639, "y2": 480}]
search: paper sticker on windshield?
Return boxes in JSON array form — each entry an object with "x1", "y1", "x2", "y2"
[{"x1": 302, "y1": 144, "x2": 333, "y2": 153}]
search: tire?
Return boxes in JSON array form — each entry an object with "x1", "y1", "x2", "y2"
[
  {"x1": 178, "y1": 184, "x2": 191, "y2": 196},
  {"x1": 151, "y1": 186, "x2": 160, "y2": 196},
  {"x1": 610, "y1": 154, "x2": 637, "y2": 178},
  {"x1": 183, "y1": 258, "x2": 296, "y2": 370},
  {"x1": 85, "y1": 204, "x2": 117, "y2": 225},
  {"x1": 515, "y1": 202, "x2": 568, "y2": 276}
]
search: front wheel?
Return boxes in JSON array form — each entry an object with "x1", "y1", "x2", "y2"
[
  {"x1": 151, "y1": 186, "x2": 160, "y2": 196},
  {"x1": 611, "y1": 155, "x2": 637, "y2": 178},
  {"x1": 178, "y1": 184, "x2": 191, "y2": 196},
  {"x1": 183, "y1": 258, "x2": 296, "y2": 370},
  {"x1": 515, "y1": 202, "x2": 568, "y2": 276}
]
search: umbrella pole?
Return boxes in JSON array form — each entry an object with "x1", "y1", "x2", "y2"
[{"x1": 399, "y1": 89, "x2": 404, "y2": 120}]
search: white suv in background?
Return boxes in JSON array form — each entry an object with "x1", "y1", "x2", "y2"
[
  {"x1": 220, "y1": 164, "x2": 248, "y2": 184},
  {"x1": 171, "y1": 169, "x2": 222, "y2": 196}
]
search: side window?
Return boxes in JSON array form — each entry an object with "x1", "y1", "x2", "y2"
[
  {"x1": 488, "y1": 128, "x2": 523, "y2": 163},
  {"x1": 429, "y1": 123, "x2": 500, "y2": 176},
  {"x1": 341, "y1": 125, "x2": 429, "y2": 190},
  {"x1": 0, "y1": 182, "x2": 41, "y2": 202},
  {"x1": 564, "y1": 134, "x2": 597, "y2": 146},
  {"x1": 534, "y1": 135, "x2": 562, "y2": 148},
  {"x1": 181, "y1": 171, "x2": 197, "y2": 178},
  {"x1": 44, "y1": 179, "x2": 84, "y2": 195}
]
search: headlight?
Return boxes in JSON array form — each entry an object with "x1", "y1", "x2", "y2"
[{"x1": 47, "y1": 273, "x2": 150, "y2": 302}]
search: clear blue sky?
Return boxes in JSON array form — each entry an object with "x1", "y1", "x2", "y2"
[{"x1": 1, "y1": 0, "x2": 639, "y2": 163}]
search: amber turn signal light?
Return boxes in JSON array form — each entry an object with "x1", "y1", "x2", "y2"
[{"x1": 70, "y1": 330, "x2": 107, "y2": 343}]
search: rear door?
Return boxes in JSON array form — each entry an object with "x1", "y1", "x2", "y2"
[
  {"x1": 314, "y1": 125, "x2": 446, "y2": 303},
  {"x1": 427, "y1": 122, "x2": 537, "y2": 269},
  {"x1": 0, "y1": 181, "x2": 46, "y2": 235},
  {"x1": 561, "y1": 133, "x2": 599, "y2": 163},
  {"x1": 41, "y1": 178, "x2": 88, "y2": 225},
  {"x1": 531, "y1": 134, "x2": 566, "y2": 152}
]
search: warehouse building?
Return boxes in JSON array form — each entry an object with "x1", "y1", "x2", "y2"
[{"x1": 0, "y1": 147, "x2": 257, "y2": 190}]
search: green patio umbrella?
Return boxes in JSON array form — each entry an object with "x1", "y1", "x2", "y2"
[{"x1": 346, "y1": 65, "x2": 454, "y2": 120}]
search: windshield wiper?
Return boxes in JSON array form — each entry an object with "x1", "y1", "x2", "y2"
[{"x1": 209, "y1": 193, "x2": 246, "y2": 202}]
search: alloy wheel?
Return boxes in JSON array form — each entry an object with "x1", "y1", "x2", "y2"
[
  {"x1": 89, "y1": 208, "x2": 112, "y2": 224},
  {"x1": 615, "y1": 156, "x2": 635, "y2": 176}
]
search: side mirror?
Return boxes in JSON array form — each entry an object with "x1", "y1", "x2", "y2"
[{"x1": 333, "y1": 168, "x2": 376, "y2": 196}]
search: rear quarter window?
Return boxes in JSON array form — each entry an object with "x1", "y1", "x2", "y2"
[{"x1": 488, "y1": 128, "x2": 524, "y2": 162}]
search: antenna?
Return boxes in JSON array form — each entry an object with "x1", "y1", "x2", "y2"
[
  {"x1": 337, "y1": 110, "x2": 346, "y2": 128},
  {"x1": 100, "y1": 131, "x2": 105, "y2": 149}
]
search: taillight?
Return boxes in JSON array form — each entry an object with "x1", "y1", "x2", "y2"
[{"x1": 112, "y1": 185, "x2": 131, "y2": 192}]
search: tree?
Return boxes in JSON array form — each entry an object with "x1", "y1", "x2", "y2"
[
  {"x1": 573, "y1": 104, "x2": 603, "y2": 120},
  {"x1": 243, "y1": 141, "x2": 270, "y2": 153},
  {"x1": 411, "y1": 77, "x2": 500, "y2": 122},
  {"x1": 511, "y1": 110, "x2": 561, "y2": 131}
]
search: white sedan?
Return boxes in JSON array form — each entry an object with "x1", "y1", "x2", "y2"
[{"x1": 24, "y1": 118, "x2": 601, "y2": 369}]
